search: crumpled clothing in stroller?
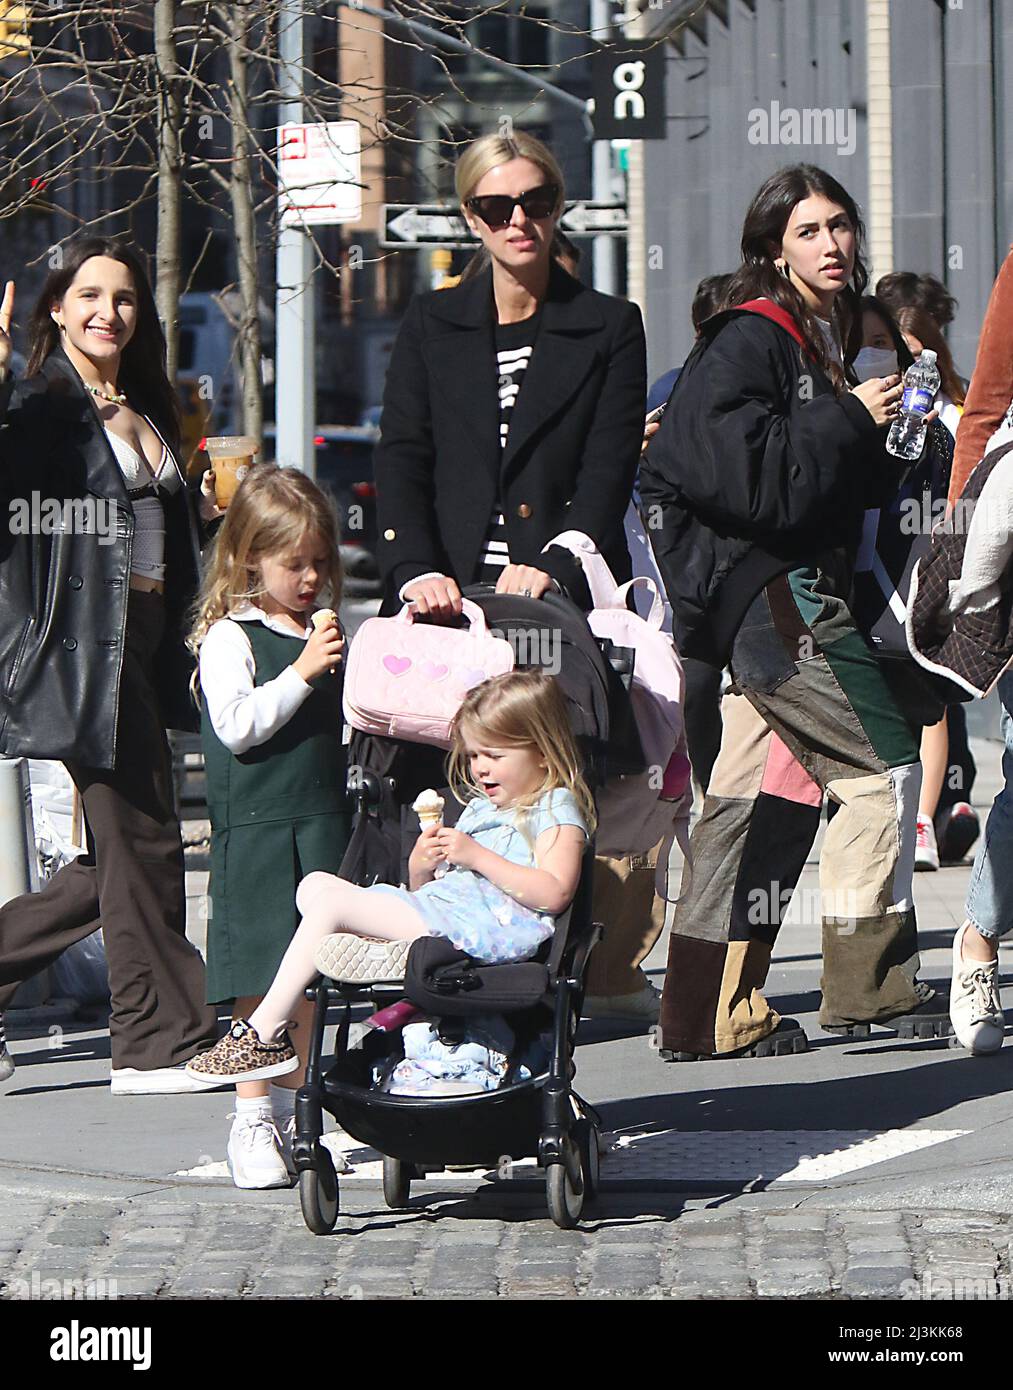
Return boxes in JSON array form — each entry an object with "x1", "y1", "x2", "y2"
[{"x1": 383, "y1": 1014, "x2": 531, "y2": 1097}]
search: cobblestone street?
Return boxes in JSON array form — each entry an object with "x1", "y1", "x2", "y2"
[
  {"x1": 3, "y1": 1185, "x2": 1012, "y2": 1301},
  {"x1": 3, "y1": 730, "x2": 1012, "y2": 1310}
]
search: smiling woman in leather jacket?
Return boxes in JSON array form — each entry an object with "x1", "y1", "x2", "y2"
[{"x1": 0, "y1": 239, "x2": 218, "y2": 1092}]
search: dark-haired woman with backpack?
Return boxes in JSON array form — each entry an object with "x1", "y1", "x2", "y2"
[
  {"x1": 0, "y1": 240, "x2": 219, "y2": 1092},
  {"x1": 641, "y1": 164, "x2": 948, "y2": 1060}
]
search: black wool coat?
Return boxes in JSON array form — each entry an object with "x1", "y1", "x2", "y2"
[
  {"x1": 373, "y1": 261, "x2": 647, "y2": 611},
  {"x1": 0, "y1": 349, "x2": 201, "y2": 769}
]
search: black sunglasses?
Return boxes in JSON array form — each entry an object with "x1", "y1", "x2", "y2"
[{"x1": 466, "y1": 183, "x2": 560, "y2": 230}]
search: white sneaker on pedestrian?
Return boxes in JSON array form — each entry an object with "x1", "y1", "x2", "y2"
[
  {"x1": 950, "y1": 923, "x2": 1004, "y2": 1054},
  {"x1": 915, "y1": 813, "x2": 940, "y2": 871},
  {"x1": 0, "y1": 1014, "x2": 14, "y2": 1083},
  {"x1": 278, "y1": 1112, "x2": 298, "y2": 1175},
  {"x1": 276, "y1": 1113, "x2": 353, "y2": 1175},
  {"x1": 582, "y1": 982, "x2": 661, "y2": 1023},
  {"x1": 227, "y1": 1109, "x2": 290, "y2": 1190},
  {"x1": 110, "y1": 1064, "x2": 228, "y2": 1096}
]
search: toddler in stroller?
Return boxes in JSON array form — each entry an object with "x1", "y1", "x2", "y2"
[
  {"x1": 188, "y1": 675, "x2": 596, "y2": 1195},
  {"x1": 190, "y1": 587, "x2": 635, "y2": 1227}
]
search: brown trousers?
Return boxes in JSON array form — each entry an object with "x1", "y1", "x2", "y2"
[
  {"x1": 586, "y1": 844, "x2": 666, "y2": 997},
  {"x1": 0, "y1": 590, "x2": 218, "y2": 1070}
]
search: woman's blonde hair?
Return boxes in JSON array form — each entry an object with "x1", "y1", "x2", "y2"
[
  {"x1": 187, "y1": 463, "x2": 343, "y2": 696},
  {"x1": 455, "y1": 131, "x2": 565, "y2": 216},
  {"x1": 446, "y1": 670, "x2": 596, "y2": 835}
]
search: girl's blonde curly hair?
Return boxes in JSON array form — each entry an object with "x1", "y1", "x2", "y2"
[{"x1": 187, "y1": 462, "x2": 343, "y2": 699}]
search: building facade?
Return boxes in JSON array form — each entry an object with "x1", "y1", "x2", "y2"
[{"x1": 641, "y1": 0, "x2": 1013, "y2": 383}]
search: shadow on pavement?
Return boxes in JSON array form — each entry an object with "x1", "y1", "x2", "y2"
[{"x1": 596, "y1": 1049, "x2": 1013, "y2": 1135}]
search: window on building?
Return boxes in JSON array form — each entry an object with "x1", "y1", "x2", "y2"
[{"x1": 516, "y1": 11, "x2": 549, "y2": 68}]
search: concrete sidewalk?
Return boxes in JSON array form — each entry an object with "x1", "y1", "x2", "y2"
[{"x1": 3, "y1": 735, "x2": 1013, "y2": 1299}]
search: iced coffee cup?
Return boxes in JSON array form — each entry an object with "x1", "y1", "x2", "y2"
[{"x1": 205, "y1": 436, "x2": 260, "y2": 509}]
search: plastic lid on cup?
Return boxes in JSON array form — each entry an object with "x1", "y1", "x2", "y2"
[{"x1": 204, "y1": 436, "x2": 260, "y2": 458}]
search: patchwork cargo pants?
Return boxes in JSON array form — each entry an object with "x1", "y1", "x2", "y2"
[{"x1": 659, "y1": 563, "x2": 923, "y2": 1055}]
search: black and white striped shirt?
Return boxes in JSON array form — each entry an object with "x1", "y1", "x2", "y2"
[{"x1": 479, "y1": 315, "x2": 539, "y2": 580}]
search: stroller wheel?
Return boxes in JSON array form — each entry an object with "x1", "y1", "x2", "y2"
[
  {"x1": 572, "y1": 1118, "x2": 600, "y2": 1201},
  {"x1": 382, "y1": 1155, "x2": 412, "y2": 1209},
  {"x1": 546, "y1": 1138, "x2": 584, "y2": 1229},
  {"x1": 300, "y1": 1149, "x2": 339, "y2": 1235}
]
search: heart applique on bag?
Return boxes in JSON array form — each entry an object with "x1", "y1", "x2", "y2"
[{"x1": 343, "y1": 598, "x2": 515, "y2": 747}]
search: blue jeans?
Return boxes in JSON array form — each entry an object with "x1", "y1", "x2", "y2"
[{"x1": 966, "y1": 669, "x2": 1013, "y2": 939}]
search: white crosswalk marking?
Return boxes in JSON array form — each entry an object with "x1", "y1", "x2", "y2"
[{"x1": 175, "y1": 1128, "x2": 968, "y2": 1184}]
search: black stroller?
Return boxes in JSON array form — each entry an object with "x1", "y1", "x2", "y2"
[{"x1": 291, "y1": 587, "x2": 643, "y2": 1232}]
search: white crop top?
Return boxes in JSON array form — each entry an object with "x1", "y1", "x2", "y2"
[{"x1": 105, "y1": 426, "x2": 182, "y2": 581}]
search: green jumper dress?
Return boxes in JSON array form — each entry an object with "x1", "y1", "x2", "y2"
[{"x1": 202, "y1": 619, "x2": 350, "y2": 1003}]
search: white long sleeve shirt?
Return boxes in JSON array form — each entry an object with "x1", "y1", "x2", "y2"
[{"x1": 199, "y1": 605, "x2": 314, "y2": 755}]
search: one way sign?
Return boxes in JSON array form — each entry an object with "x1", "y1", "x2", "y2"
[
  {"x1": 381, "y1": 205, "x2": 474, "y2": 248},
  {"x1": 558, "y1": 201, "x2": 628, "y2": 236},
  {"x1": 382, "y1": 201, "x2": 629, "y2": 249}
]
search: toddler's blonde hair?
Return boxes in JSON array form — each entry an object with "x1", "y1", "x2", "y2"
[{"x1": 446, "y1": 670, "x2": 596, "y2": 835}]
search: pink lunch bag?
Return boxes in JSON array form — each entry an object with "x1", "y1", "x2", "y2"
[{"x1": 342, "y1": 598, "x2": 515, "y2": 747}]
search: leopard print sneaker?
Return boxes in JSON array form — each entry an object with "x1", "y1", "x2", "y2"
[{"x1": 184, "y1": 1020, "x2": 299, "y2": 1085}]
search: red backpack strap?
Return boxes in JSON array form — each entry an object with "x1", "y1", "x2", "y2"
[{"x1": 735, "y1": 298, "x2": 807, "y2": 352}]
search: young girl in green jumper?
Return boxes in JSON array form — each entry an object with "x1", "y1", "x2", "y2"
[{"x1": 189, "y1": 464, "x2": 349, "y2": 1189}]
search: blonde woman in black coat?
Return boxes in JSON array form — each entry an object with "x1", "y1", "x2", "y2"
[{"x1": 374, "y1": 130, "x2": 646, "y2": 618}]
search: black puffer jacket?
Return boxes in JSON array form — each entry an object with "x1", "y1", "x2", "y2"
[
  {"x1": 639, "y1": 306, "x2": 881, "y2": 664},
  {"x1": 0, "y1": 350, "x2": 201, "y2": 769}
]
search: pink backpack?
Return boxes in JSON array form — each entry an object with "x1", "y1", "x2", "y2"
[
  {"x1": 342, "y1": 598, "x2": 515, "y2": 747},
  {"x1": 545, "y1": 531, "x2": 690, "y2": 857}
]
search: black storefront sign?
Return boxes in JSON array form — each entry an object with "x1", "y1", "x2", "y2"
[{"x1": 590, "y1": 40, "x2": 667, "y2": 141}]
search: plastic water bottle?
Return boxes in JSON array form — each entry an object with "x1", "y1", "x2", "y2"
[{"x1": 886, "y1": 350, "x2": 940, "y2": 460}]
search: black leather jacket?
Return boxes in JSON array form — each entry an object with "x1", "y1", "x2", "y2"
[{"x1": 0, "y1": 350, "x2": 201, "y2": 769}]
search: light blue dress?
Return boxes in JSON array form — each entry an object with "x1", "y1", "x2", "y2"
[{"x1": 371, "y1": 788, "x2": 588, "y2": 964}]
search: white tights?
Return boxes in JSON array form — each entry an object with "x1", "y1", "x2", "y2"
[{"x1": 248, "y1": 873, "x2": 428, "y2": 1043}]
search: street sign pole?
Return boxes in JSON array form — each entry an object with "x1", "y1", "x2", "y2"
[
  {"x1": 590, "y1": 0, "x2": 616, "y2": 296},
  {"x1": 276, "y1": 1, "x2": 315, "y2": 478}
]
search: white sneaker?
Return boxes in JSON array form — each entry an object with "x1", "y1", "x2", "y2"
[
  {"x1": 277, "y1": 1112, "x2": 297, "y2": 1174},
  {"x1": 110, "y1": 1064, "x2": 228, "y2": 1095},
  {"x1": 0, "y1": 1014, "x2": 14, "y2": 1083},
  {"x1": 915, "y1": 813, "x2": 940, "y2": 871},
  {"x1": 950, "y1": 924, "x2": 1004, "y2": 1054},
  {"x1": 276, "y1": 1112, "x2": 351, "y2": 1176},
  {"x1": 227, "y1": 1110, "x2": 290, "y2": 1190},
  {"x1": 582, "y1": 982, "x2": 661, "y2": 1023}
]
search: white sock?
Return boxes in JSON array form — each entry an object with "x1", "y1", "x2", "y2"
[
  {"x1": 235, "y1": 1095, "x2": 272, "y2": 1117},
  {"x1": 270, "y1": 1084, "x2": 297, "y2": 1123}
]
